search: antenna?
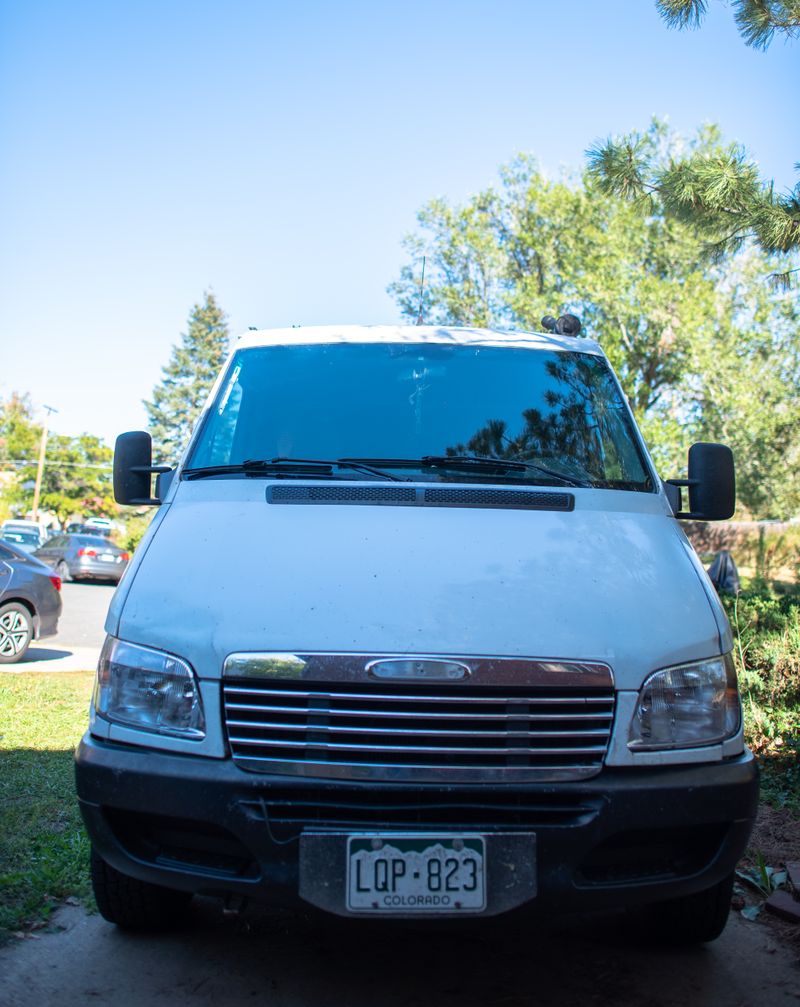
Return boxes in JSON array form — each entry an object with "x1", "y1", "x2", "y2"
[{"x1": 416, "y1": 256, "x2": 427, "y2": 325}]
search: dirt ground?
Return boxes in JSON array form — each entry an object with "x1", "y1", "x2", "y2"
[
  {"x1": 747, "y1": 804, "x2": 800, "y2": 867},
  {"x1": 2, "y1": 894, "x2": 799, "y2": 1007}
]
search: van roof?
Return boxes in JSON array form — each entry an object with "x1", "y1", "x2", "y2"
[{"x1": 234, "y1": 324, "x2": 603, "y2": 355}]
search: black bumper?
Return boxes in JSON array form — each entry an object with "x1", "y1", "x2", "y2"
[{"x1": 75, "y1": 733, "x2": 759, "y2": 917}]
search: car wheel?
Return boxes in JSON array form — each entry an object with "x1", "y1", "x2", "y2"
[
  {"x1": 90, "y1": 847, "x2": 192, "y2": 930},
  {"x1": 56, "y1": 560, "x2": 72, "y2": 583},
  {"x1": 0, "y1": 602, "x2": 34, "y2": 664},
  {"x1": 635, "y1": 872, "x2": 734, "y2": 945}
]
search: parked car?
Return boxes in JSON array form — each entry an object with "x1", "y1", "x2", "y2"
[
  {"x1": 1, "y1": 519, "x2": 47, "y2": 549},
  {"x1": 0, "y1": 540, "x2": 62, "y2": 663},
  {"x1": 83, "y1": 516, "x2": 114, "y2": 532},
  {"x1": 64, "y1": 523, "x2": 114, "y2": 538},
  {"x1": 76, "y1": 322, "x2": 757, "y2": 943},
  {"x1": 35, "y1": 534, "x2": 129, "y2": 583},
  {"x1": 1, "y1": 529, "x2": 43, "y2": 554}
]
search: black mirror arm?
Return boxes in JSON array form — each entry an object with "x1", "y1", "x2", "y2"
[
  {"x1": 665, "y1": 477, "x2": 704, "y2": 519},
  {"x1": 130, "y1": 465, "x2": 173, "y2": 475},
  {"x1": 127, "y1": 464, "x2": 173, "y2": 505}
]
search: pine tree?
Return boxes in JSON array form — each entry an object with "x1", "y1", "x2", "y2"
[
  {"x1": 655, "y1": 0, "x2": 800, "y2": 49},
  {"x1": 587, "y1": 120, "x2": 800, "y2": 287},
  {"x1": 144, "y1": 292, "x2": 230, "y2": 462},
  {"x1": 587, "y1": 5, "x2": 800, "y2": 280}
]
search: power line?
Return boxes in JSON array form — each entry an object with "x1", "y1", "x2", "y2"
[{"x1": 1, "y1": 460, "x2": 113, "y2": 470}]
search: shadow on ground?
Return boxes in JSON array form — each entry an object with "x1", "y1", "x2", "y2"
[
  {"x1": 21, "y1": 647, "x2": 74, "y2": 662},
  {"x1": 4, "y1": 895, "x2": 796, "y2": 1007}
]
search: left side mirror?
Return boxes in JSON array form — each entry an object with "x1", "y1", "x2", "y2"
[
  {"x1": 114, "y1": 431, "x2": 172, "y2": 506},
  {"x1": 667, "y1": 442, "x2": 735, "y2": 521}
]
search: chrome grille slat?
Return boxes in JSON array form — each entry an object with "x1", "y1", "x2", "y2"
[
  {"x1": 231, "y1": 755, "x2": 601, "y2": 777},
  {"x1": 225, "y1": 701, "x2": 613, "y2": 721},
  {"x1": 227, "y1": 719, "x2": 610, "y2": 739},
  {"x1": 223, "y1": 674, "x2": 615, "y2": 783},
  {"x1": 225, "y1": 686, "x2": 611, "y2": 706},
  {"x1": 229, "y1": 736, "x2": 608, "y2": 755}
]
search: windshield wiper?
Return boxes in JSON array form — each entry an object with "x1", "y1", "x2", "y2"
[
  {"x1": 423, "y1": 455, "x2": 588, "y2": 487},
  {"x1": 182, "y1": 457, "x2": 403, "y2": 482},
  {"x1": 342, "y1": 455, "x2": 588, "y2": 487},
  {"x1": 270, "y1": 457, "x2": 404, "y2": 481}
]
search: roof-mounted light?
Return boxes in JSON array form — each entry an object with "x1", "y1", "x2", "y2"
[{"x1": 541, "y1": 314, "x2": 582, "y2": 337}]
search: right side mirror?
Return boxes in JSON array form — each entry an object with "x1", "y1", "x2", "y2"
[
  {"x1": 667, "y1": 442, "x2": 735, "y2": 521},
  {"x1": 114, "y1": 431, "x2": 171, "y2": 506}
]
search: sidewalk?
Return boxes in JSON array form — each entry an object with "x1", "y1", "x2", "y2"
[{"x1": 7, "y1": 645, "x2": 100, "y2": 673}]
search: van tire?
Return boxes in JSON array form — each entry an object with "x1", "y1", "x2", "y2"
[
  {"x1": 637, "y1": 872, "x2": 734, "y2": 945},
  {"x1": 90, "y1": 847, "x2": 192, "y2": 930}
]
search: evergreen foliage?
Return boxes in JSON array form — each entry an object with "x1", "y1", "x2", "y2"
[
  {"x1": 144, "y1": 292, "x2": 230, "y2": 462},
  {"x1": 389, "y1": 140, "x2": 800, "y2": 517},
  {"x1": 587, "y1": 123, "x2": 799, "y2": 286},
  {"x1": 656, "y1": 0, "x2": 800, "y2": 49},
  {"x1": 592, "y1": 6, "x2": 800, "y2": 279}
]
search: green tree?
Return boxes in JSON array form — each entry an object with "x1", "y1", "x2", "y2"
[
  {"x1": 144, "y1": 292, "x2": 230, "y2": 462},
  {"x1": 37, "y1": 433, "x2": 115, "y2": 523},
  {"x1": 656, "y1": 0, "x2": 800, "y2": 49},
  {"x1": 389, "y1": 151, "x2": 800, "y2": 517},
  {"x1": 0, "y1": 395, "x2": 115, "y2": 523},
  {"x1": 589, "y1": 3, "x2": 800, "y2": 276},
  {"x1": 0, "y1": 393, "x2": 39, "y2": 468}
]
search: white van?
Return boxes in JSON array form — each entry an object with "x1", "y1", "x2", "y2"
[{"x1": 76, "y1": 322, "x2": 757, "y2": 942}]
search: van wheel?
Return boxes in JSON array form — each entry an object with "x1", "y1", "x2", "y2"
[
  {"x1": 636, "y1": 872, "x2": 734, "y2": 945},
  {"x1": 90, "y1": 847, "x2": 192, "y2": 930},
  {"x1": 0, "y1": 602, "x2": 34, "y2": 664}
]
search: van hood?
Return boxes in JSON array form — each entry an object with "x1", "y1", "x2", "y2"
[{"x1": 114, "y1": 481, "x2": 724, "y2": 690}]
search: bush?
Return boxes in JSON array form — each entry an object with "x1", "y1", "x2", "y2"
[
  {"x1": 723, "y1": 587, "x2": 800, "y2": 813},
  {"x1": 686, "y1": 521, "x2": 800, "y2": 586},
  {"x1": 119, "y1": 510, "x2": 156, "y2": 554},
  {"x1": 723, "y1": 590, "x2": 800, "y2": 707}
]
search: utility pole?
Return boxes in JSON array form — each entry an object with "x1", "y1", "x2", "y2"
[{"x1": 31, "y1": 404, "x2": 58, "y2": 522}]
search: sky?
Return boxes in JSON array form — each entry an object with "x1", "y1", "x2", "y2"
[{"x1": 1, "y1": 0, "x2": 798, "y2": 447}]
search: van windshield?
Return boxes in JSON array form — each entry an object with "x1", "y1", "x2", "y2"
[{"x1": 187, "y1": 343, "x2": 653, "y2": 490}]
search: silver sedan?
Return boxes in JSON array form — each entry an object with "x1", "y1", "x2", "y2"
[{"x1": 35, "y1": 533, "x2": 130, "y2": 584}]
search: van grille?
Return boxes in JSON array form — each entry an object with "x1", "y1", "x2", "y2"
[{"x1": 223, "y1": 680, "x2": 614, "y2": 783}]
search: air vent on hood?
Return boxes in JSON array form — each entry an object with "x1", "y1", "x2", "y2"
[
  {"x1": 423, "y1": 487, "x2": 573, "y2": 510},
  {"x1": 268, "y1": 485, "x2": 417, "y2": 505},
  {"x1": 267, "y1": 484, "x2": 574, "y2": 511}
]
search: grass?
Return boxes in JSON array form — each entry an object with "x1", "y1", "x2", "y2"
[{"x1": 0, "y1": 672, "x2": 94, "y2": 943}]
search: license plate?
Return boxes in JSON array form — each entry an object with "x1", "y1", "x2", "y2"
[
  {"x1": 99, "y1": 554, "x2": 115, "y2": 562},
  {"x1": 347, "y1": 835, "x2": 486, "y2": 913}
]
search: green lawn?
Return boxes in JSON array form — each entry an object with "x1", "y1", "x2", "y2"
[{"x1": 0, "y1": 672, "x2": 94, "y2": 943}]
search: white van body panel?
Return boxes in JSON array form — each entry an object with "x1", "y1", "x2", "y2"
[{"x1": 116, "y1": 479, "x2": 722, "y2": 690}]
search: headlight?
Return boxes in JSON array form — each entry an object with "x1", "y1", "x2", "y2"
[
  {"x1": 93, "y1": 637, "x2": 205, "y2": 739},
  {"x1": 629, "y1": 654, "x2": 740, "y2": 751}
]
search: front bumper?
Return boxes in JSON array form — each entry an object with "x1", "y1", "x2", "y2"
[{"x1": 75, "y1": 734, "x2": 758, "y2": 918}]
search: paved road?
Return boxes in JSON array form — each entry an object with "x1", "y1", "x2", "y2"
[
  {"x1": 20, "y1": 581, "x2": 115, "y2": 672},
  {"x1": 2, "y1": 900, "x2": 798, "y2": 1007}
]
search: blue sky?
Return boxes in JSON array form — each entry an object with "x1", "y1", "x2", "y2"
[{"x1": 1, "y1": 0, "x2": 797, "y2": 445}]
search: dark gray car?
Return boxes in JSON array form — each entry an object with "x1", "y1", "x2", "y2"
[
  {"x1": 35, "y1": 533, "x2": 129, "y2": 584},
  {"x1": 0, "y1": 540, "x2": 62, "y2": 663}
]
